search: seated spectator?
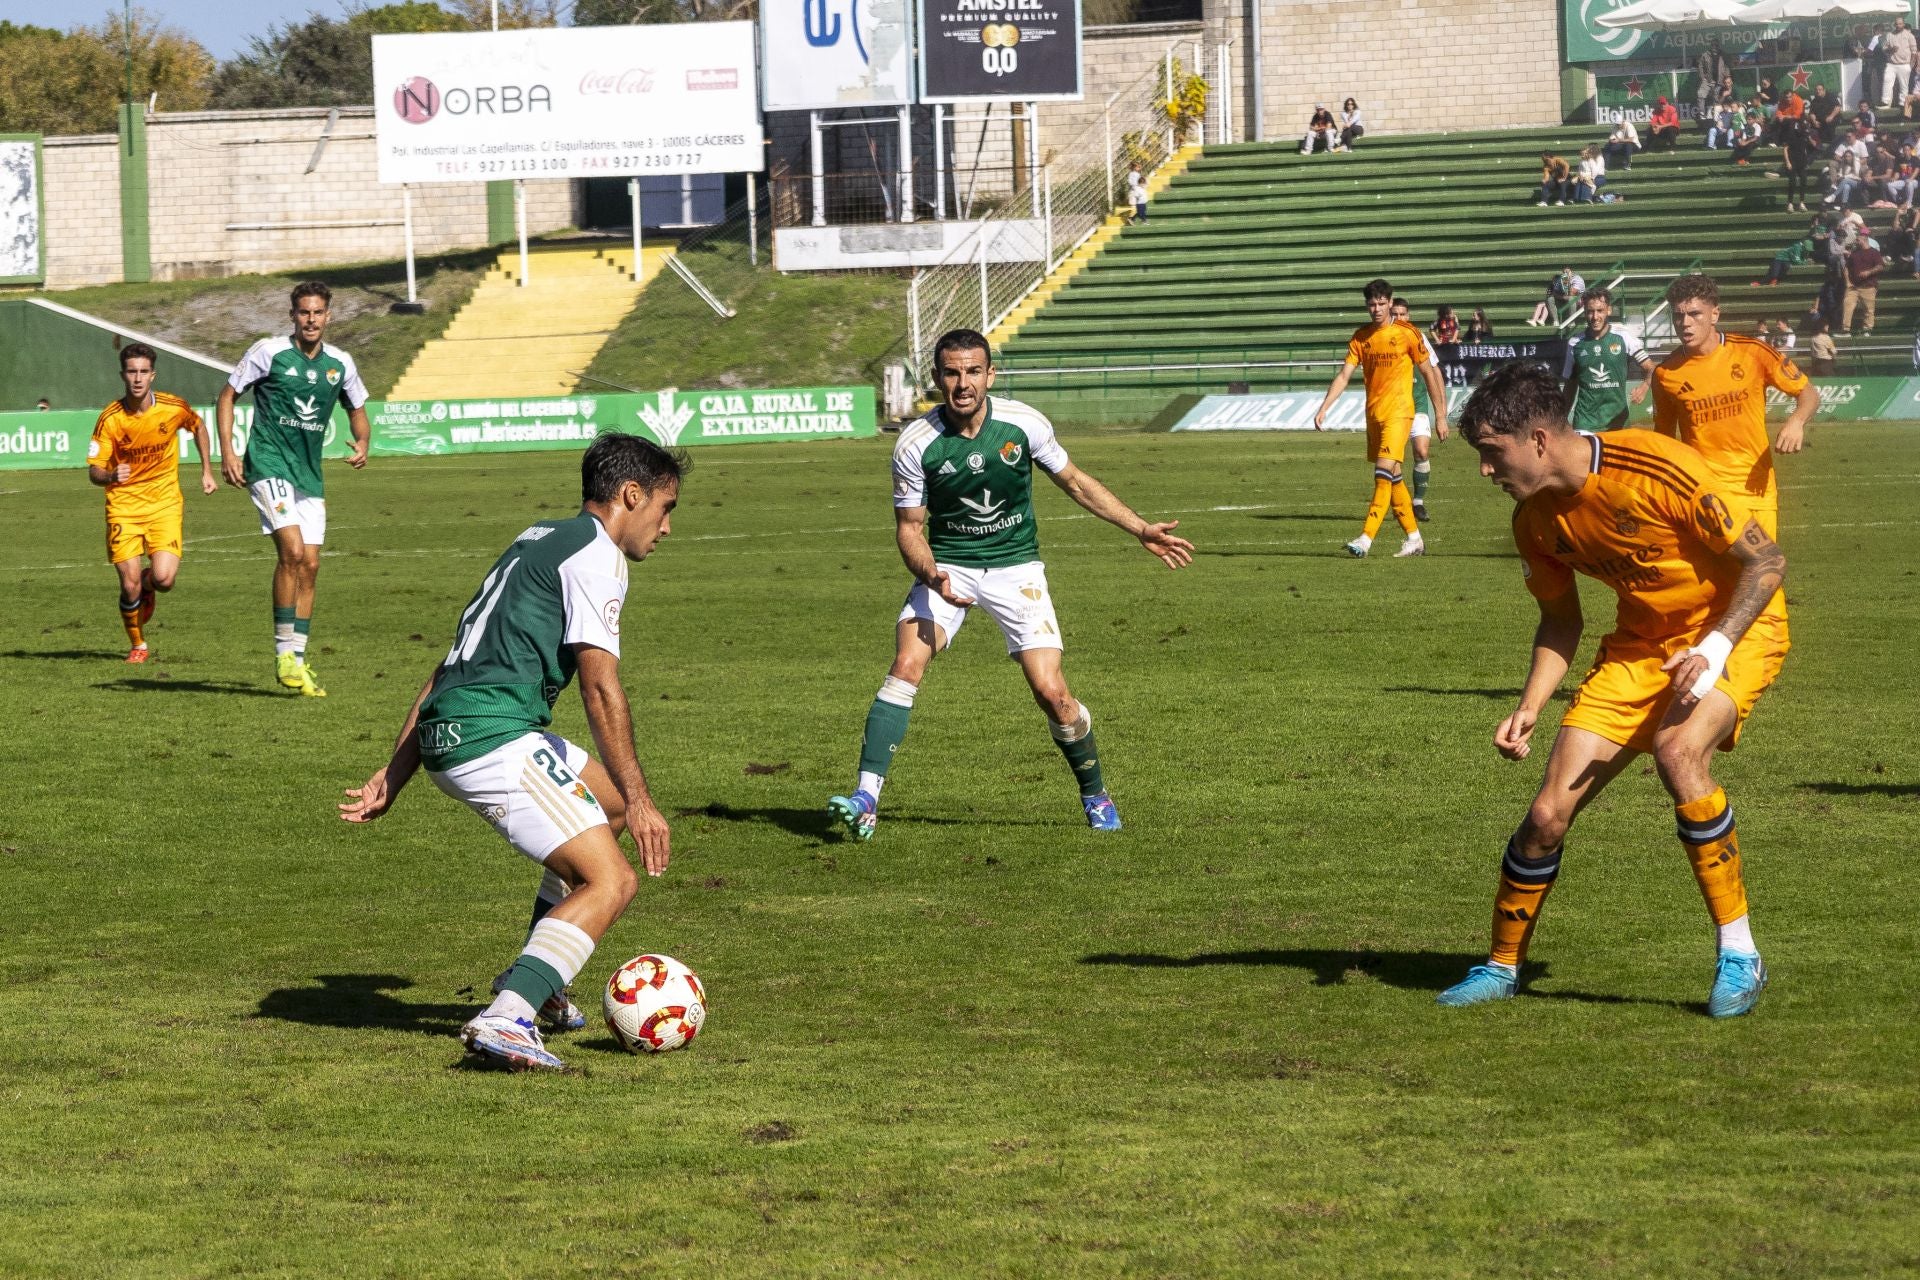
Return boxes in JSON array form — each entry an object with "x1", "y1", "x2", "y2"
[
  {"x1": 1649, "y1": 96, "x2": 1682, "y2": 151},
  {"x1": 1885, "y1": 204, "x2": 1919, "y2": 269},
  {"x1": 1464, "y1": 307, "x2": 1495, "y2": 341},
  {"x1": 1832, "y1": 205, "x2": 1867, "y2": 250},
  {"x1": 1537, "y1": 150, "x2": 1571, "y2": 205},
  {"x1": 1339, "y1": 98, "x2": 1365, "y2": 151},
  {"x1": 1857, "y1": 98, "x2": 1877, "y2": 133},
  {"x1": 1730, "y1": 111, "x2": 1764, "y2": 165},
  {"x1": 1753, "y1": 229, "x2": 1814, "y2": 285},
  {"x1": 1430, "y1": 305, "x2": 1460, "y2": 344},
  {"x1": 1300, "y1": 104, "x2": 1338, "y2": 155},
  {"x1": 1717, "y1": 73, "x2": 1738, "y2": 113},
  {"x1": 1604, "y1": 117, "x2": 1642, "y2": 170},
  {"x1": 1706, "y1": 99, "x2": 1737, "y2": 149},
  {"x1": 1755, "y1": 76, "x2": 1780, "y2": 116},
  {"x1": 1808, "y1": 318, "x2": 1837, "y2": 374},
  {"x1": 1774, "y1": 86, "x2": 1806, "y2": 143},
  {"x1": 1769, "y1": 318, "x2": 1797, "y2": 353},
  {"x1": 1826, "y1": 142, "x2": 1865, "y2": 206},
  {"x1": 1573, "y1": 146, "x2": 1601, "y2": 202},
  {"x1": 1868, "y1": 142, "x2": 1900, "y2": 205},
  {"x1": 1528, "y1": 266, "x2": 1585, "y2": 326},
  {"x1": 1809, "y1": 83, "x2": 1843, "y2": 142}
]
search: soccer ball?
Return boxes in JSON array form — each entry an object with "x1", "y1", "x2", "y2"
[{"x1": 603, "y1": 954, "x2": 707, "y2": 1053}]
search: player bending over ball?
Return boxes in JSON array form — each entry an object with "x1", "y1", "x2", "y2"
[
  {"x1": 826, "y1": 328, "x2": 1194, "y2": 840},
  {"x1": 1438, "y1": 362, "x2": 1787, "y2": 1018},
  {"x1": 1314, "y1": 277, "x2": 1449, "y2": 558},
  {"x1": 87, "y1": 343, "x2": 216, "y2": 663},
  {"x1": 340, "y1": 433, "x2": 681, "y2": 1072},
  {"x1": 217, "y1": 281, "x2": 371, "y2": 698}
]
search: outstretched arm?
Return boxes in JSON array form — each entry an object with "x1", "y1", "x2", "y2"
[
  {"x1": 576, "y1": 644, "x2": 670, "y2": 876},
  {"x1": 1662, "y1": 519, "x2": 1787, "y2": 707},
  {"x1": 1496, "y1": 587, "x2": 1583, "y2": 761},
  {"x1": 339, "y1": 668, "x2": 435, "y2": 822},
  {"x1": 1045, "y1": 462, "x2": 1193, "y2": 568}
]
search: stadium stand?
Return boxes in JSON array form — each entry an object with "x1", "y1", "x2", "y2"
[
  {"x1": 388, "y1": 242, "x2": 676, "y2": 401},
  {"x1": 994, "y1": 125, "x2": 1919, "y2": 420}
]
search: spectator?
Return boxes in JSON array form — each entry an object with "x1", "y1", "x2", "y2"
[
  {"x1": 1819, "y1": 246, "x2": 1846, "y2": 325},
  {"x1": 1883, "y1": 15, "x2": 1916, "y2": 109},
  {"x1": 1695, "y1": 40, "x2": 1731, "y2": 126},
  {"x1": 1781, "y1": 115, "x2": 1817, "y2": 210},
  {"x1": 1573, "y1": 146, "x2": 1601, "y2": 202},
  {"x1": 1809, "y1": 84, "x2": 1843, "y2": 142},
  {"x1": 1886, "y1": 204, "x2": 1919, "y2": 270},
  {"x1": 1826, "y1": 141, "x2": 1865, "y2": 206},
  {"x1": 1430, "y1": 304, "x2": 1460, "y2": 344},
  {"x1": 1843, "y1": 236, "x2": 1886, "y2": 335},
  {"x1": 1605, "y1": 117, "x2": 1642, "y2": 170},
  {"x1": 1589, "y1": 143, "x2": 1609, "y2": 198},
  {"x1": 1808, "y1": 317, "x2": 1837, "y2": 374},
  {"x1": 1866, "y1": 25, "x2": 1890, "y2": 107},
  {"x1": 1528, "y1": 266, "x2": 1585, "y2": 326},
  {"x1": 1706, "y1": 97, "x2": 1737, "y2": 150},
  {"x1": 1126, "y1": 164, "x2": 1149, "y2": 222},
  {"x1": 1833, "y1": 205, "x2": 1867, "y2": 251},
  {"x1": 1796, "y1": 297, "x2": 1826, "y2": 341},
  {"x1": 1717, "y1": 74, "x2": 1738, "y2": 114},
  {"x1": 34, "y1": 397, "x2": 49, "y2": 411},
  {"x1": 1730, "y1": 110, "x2": 1764, "y2": 165},
  {"x1": 1769, "y1": 318, "x2": 1797, "y2": 354},
  {"x1": 1857, "y1": 97, "x2": 1877, "y2": 133},
  {"x1": 1753, "y1": 229, "x2": 1814, "y2": 285},
  {"x1": 1464, "y1": 307, "x2": 1495, "y2": 341},
  {"x1": 1300, "y1": 104, "x2": 1338, "y2": 155},
  {"x1": 1537, "y1": 150, "x2": 1571, "y2": 205},
  {"x1": 1649, "y1": 96, "x2": 1682, "y2": 151},
  {"x1": 1339, "y1": 98, "x2": 1365, "y2": 151},
  {"x1": 1868, "y1": 141, "x2": 1900, "y2": 205},
  {"x1": 1755, "y1": 76, "x2": 1779, "y2": 117}
]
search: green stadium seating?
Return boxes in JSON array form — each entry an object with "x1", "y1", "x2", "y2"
[{"x1": 996, "y1": 125, "x2": 1915, "y2": 420}]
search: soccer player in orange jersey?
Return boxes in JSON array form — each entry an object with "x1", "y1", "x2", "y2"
[
  {"x1": 1313, "y1": 277, "x2": 1449, "y2": 558},
  {"x1": 87, "y1": 343, "x2": 217, "y2": 663},
  {"x1": 1439, "y1": 362, "x2": 1788, "y2": 1018}
]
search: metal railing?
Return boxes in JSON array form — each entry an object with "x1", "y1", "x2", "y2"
[
  {"x1": 905, "y1": 44, "x2": 1202, "y2": 375},
  {"x1": 769, "y1": 167, "x2": 1036, "y2": 229}
]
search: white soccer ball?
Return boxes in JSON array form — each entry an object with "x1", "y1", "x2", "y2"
[{"x1": 603, "y1": 954, "x2": 707, "y2": 1054}]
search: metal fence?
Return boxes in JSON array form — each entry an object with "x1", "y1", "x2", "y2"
[
  {"x1": 904, "y1": 44, "x2": 1206, "y2": 375},
  {"x1": 769, "y1": 167, "x2": 1035, "y2": 229}
]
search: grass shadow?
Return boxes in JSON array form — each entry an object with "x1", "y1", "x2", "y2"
[
  {"x1": 2, "y1": 648, "x2": 125, "y2": 661},
  {"x1": 94, "y1": 678, "x2": 284, "y2": 698},
  {"x1": 1381, "y1": 686, "x2": 1570, "y2": 702},
  {"x1": 1250, "y1": 513, "x2": 1355, "y2": 523},
  {"x1": 681, "y1": 802, "x2": 1060, "y2": 840},
  {"x1": 1796, "y1": 781, "x2": 1919, "y2": 798},
  {"x1": 253, "y1": 973, "x2": 473, "y2": 1037},
  {"x1": 1080, "y1": 948, "x2": 1490, "y2": 992}
]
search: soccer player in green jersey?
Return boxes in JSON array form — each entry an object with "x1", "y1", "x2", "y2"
[
  {"x1": 827, "y1": 329, "x2": 1195, "y2": 840},
  {"x1": 216, "y1": 282, "x2": 372, "y2": 698},
  {"x1": 1392, "y1": 297, "x2": 1441, "y2": 520},
  {"x1": 1560, "y1": 287, "x2": 1653, "y2": 431},
  {"x1": 339, "y1": 433, "x2": 681, "y2": 1072}
]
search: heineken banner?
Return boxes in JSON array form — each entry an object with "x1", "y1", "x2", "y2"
[
  {"x1": 1595, "y1": 63, "x2": 1839, "y2": 123},
  {"x1": 1567, "y1": 0, "x2": 1917, "y2": 63},
  {"x1": 0, "y1": 386, "x2": 877, "y2": 470}
]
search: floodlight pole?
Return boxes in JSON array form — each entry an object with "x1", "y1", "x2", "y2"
[{"x1": 403, "y1": 185, "x2": 418, "y2": 303}]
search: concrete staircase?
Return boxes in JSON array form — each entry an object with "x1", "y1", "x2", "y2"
[
  {"x1": 388, "y1": 242, "x2": 675, "y2": 401},
  {"x1": 988, "y1": 142, "x2": 1203, "y2": 350}
]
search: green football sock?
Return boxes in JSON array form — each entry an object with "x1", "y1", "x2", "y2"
[
  {"x1": 499, "y1": 953, "x2": 565, "y2": 1012},
  {"x1": 1412, "y1": 459, "x2": 1431, "y2": 504},
  {"x1": 858, "y1": 694, "x2": 913, "y2": 778},
  {"x1": 293, "y1": 614, "x2": 311, "y2": 656},
  {"x1": 1050, "y1": 706, "x2": 1106, "y2": 798}
]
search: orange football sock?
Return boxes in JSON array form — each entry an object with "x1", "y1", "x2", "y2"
[
  {"x1": 1490, "y1": 838, "x2": 1561, "y2": 968},
  {"x1": 118, "y1": 596, "x2": 144, "y2": 648},
  {"x1": 1389, "y1": 477, "x2": 1418, "y2": 533},
  {"x1": 1362, "y1": 470, "x2": 1394, "y2": 539},
  {"x1": 1677, "y1": 787, "x2": 1748, "y2": 926}
]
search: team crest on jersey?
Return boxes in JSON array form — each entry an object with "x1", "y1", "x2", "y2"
[
  {"x1": 1613, "y1": 507, "x2": 1640, "y2": 536},
  {"x1": 326, "y1": 368, "x2": 341, "y2": 386},
  {"x1": 998, "y1": 441, "x2": 1022, "y2": 466},
  {"x1": 966, "y1": 452, "x2": 985, "y2": 472},
  {"x1": 1730, "y1": 364, "x2": 1746, "y2": 381}
]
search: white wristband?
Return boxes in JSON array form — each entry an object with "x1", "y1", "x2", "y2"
[{"x1": 1686, "y1": 630, "x2": 1735, "y2": 699}]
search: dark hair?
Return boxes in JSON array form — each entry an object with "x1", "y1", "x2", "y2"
[
  {"x1": 1584, "y1": 285, "x2": 1611, "y2": 304},
  {"x1": 119, "y1": 342, "x2": 157, "y2": 369},
  {"x1": 931, "y1": 328, "x2": 992, "y2": 371},
  {"x1": 581, "y1": 431, "x2": 688, "y2": 503},
  {"x1": 1436, "y1": 304, "x2": 1455, "y2": 320},
  {"x1": 1391, "y1": 296, "x2": 1410, "y2": 309},
  {"x1": 1458, "y1": 362, "x2": 1569, "y2": 446},
  {"x1": 1363, "y1": 277, "x2": 1393, "y2": 302},
  {"x1": 1665, "y1": 272, "x2": 1720, "y2": 308},
  {"x1": 1344, "y1": 97, "x2": 1358, "y2": 111},
  {"x1": 290, "y1": 281, "x2": 332, "y2": 308}
]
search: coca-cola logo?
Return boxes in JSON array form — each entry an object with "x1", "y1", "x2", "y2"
[{"x1": 579, "y1": 68, "x2": 656, "y2": 95}]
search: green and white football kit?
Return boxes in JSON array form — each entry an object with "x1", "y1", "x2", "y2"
[
  {"x1": 890, "y1": 395, "x2": 1072, "y2": 654},
  {"x1": 228, "y1": 334, "x2": 369, "y2": 543},
  {"x1": 1562, "y1": 325, "x2": 1648, "y2": 431},
  {"x1": 419, "y1": 512, "x2": 629, "y2": 863}
]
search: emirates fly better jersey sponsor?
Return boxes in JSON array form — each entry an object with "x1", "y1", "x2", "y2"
[
  {"x1": 228, "y1": 335, "x2": 369, "y2": 495},
  {"x1": 892, "y1": 397, "x2": 1070, "y2": 569},
  {"x1": 417, "y1": 513, "x2": 629, "y2": 771}
]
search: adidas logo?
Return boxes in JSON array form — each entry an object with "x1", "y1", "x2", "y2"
[{"x1": 937, "y1": 460, "x2": 957, "y2": 476}]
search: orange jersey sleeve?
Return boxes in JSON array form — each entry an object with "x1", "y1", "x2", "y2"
[
  {"x1": 87, "y1": 405, "x2": 121, "y2": 473},
  {"x1": 1650, "y1": 335, "x2": 1798, "y2": 502},
  {"x1": 1512, "y1": 430, "x2": 1753, "y2": 643},
  {"x1": 101, "y1": 396, "x2": 190, "y2": 517}
]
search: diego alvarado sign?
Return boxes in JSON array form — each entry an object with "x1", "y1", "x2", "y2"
[
  {"x1": 918, "y1": 0, "x2": 1083, "y2": 102},
  {"x1": 371, "y1": 24, "x2": 762, "y2": 184}
]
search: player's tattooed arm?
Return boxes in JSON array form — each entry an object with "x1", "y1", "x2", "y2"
[
  {"x1": 1662, "y1": 519, "x2": 1785, "y2": 705},
  {"x1": 576, "y1": 644, "x2": 670, "y2": 876},
  {"x1": 1045, "y1": 463, "x2": 1194, "y2": 569},
  {"x1": 895, "y1": 505, "x2": 975, "y2": 606},
  {"x1": 1498, "y1": 587, "x2": 1582, "y2": 761},
  {"x1": 339, "y1": 669, "x2": 434, "y2": 822}
]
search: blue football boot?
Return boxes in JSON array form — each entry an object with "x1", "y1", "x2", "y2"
[
  {"x1": 1708, "y1": 951, "x2": 1768, "y2": 1019},
  {"x1": 827, "y1": 790, "x2": 878, "y2": 842},
  {"x1": 1436, "y1": 963, "x2": 1518, "y2": 1007},
  {"x1": 1082, "y1": 791, "x2": 1123, "y2": 831}
]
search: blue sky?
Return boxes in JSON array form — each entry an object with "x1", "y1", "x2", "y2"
[{"x1": 0, "y1": 0, "x2": 402, "y2": 60}]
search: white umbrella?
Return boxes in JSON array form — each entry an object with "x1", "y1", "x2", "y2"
[
  {"x1": 1739, "y1": 0, "x2": 1904, "y2": 18},
  {"x1": 1595, "y1": 0, "x2": 1766, "y2": 31}
]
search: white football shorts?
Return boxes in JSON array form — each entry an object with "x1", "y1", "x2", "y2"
[
  {"x1": 428, "y1": 731, "x2": 609, "y2": 863},
  {"x1": 1411, "y1": 413, "x2": 1432, "y2": 440},
  {"x1": 249, "y1": 476, "x2": 327, "y2": 544},
  {"x1": 898, "y1": 560, "x2": 1062, "y2": 656}
]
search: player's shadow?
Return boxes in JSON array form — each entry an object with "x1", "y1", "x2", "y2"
[
  {"x1": 93, "y1": 678, "x2": 283, "y2": 698},
  {"x1": 1082, "y1": 949, "x2": 1695, "y2": 1010},
  {"x1": 1382, "y1": 685, "x2": 1571, "y2": 703},
  {"x1": 681, "y1": 802, "x2": 1057, "y2": 841},
  {"x1": 1797, "y1": 780, "x2": 1919, "y2": 798},
  {"x1": 253, "y1": 974, "x2": 474, "y2": 1037},
  {"x1": 1, "y1": 648, "x2": 125, "y2": 661},
  {"x1": 1250, "y1": 513, "x2": 1355, "y2": 522}
]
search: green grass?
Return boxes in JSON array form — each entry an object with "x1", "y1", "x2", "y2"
[
  {"x1": 41, "y1": 248, "x2": 499, "y2": 397},
  {"x1": 1, "y1": 424, "x2": 1916, "y2": 1276},
  {"x1": 587, "y1": 236, "x2": 907, "y2": 393}
]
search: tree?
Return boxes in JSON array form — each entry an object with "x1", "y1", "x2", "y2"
[
  {"x1": 208, "y1": 4, "x2": 470, "y2": 110},
  {"x1": 442, "y1": 0, "x2": 563, "y2": 28},
  {"x1": 0, "y1": 9, "x2": 211, "y2": 136},
  {"x1": 571, "y1": 0, "x2": 753, "y2": 23}
]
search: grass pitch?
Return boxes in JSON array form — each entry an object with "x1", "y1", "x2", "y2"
[{"x1": 1, "y1": 425, "x2": 1916, "y2": 1277}]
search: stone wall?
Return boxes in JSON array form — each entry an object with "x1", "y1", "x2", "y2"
[{"x1": 42, "y1": 135, "x2": 124, "y2": 289}]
